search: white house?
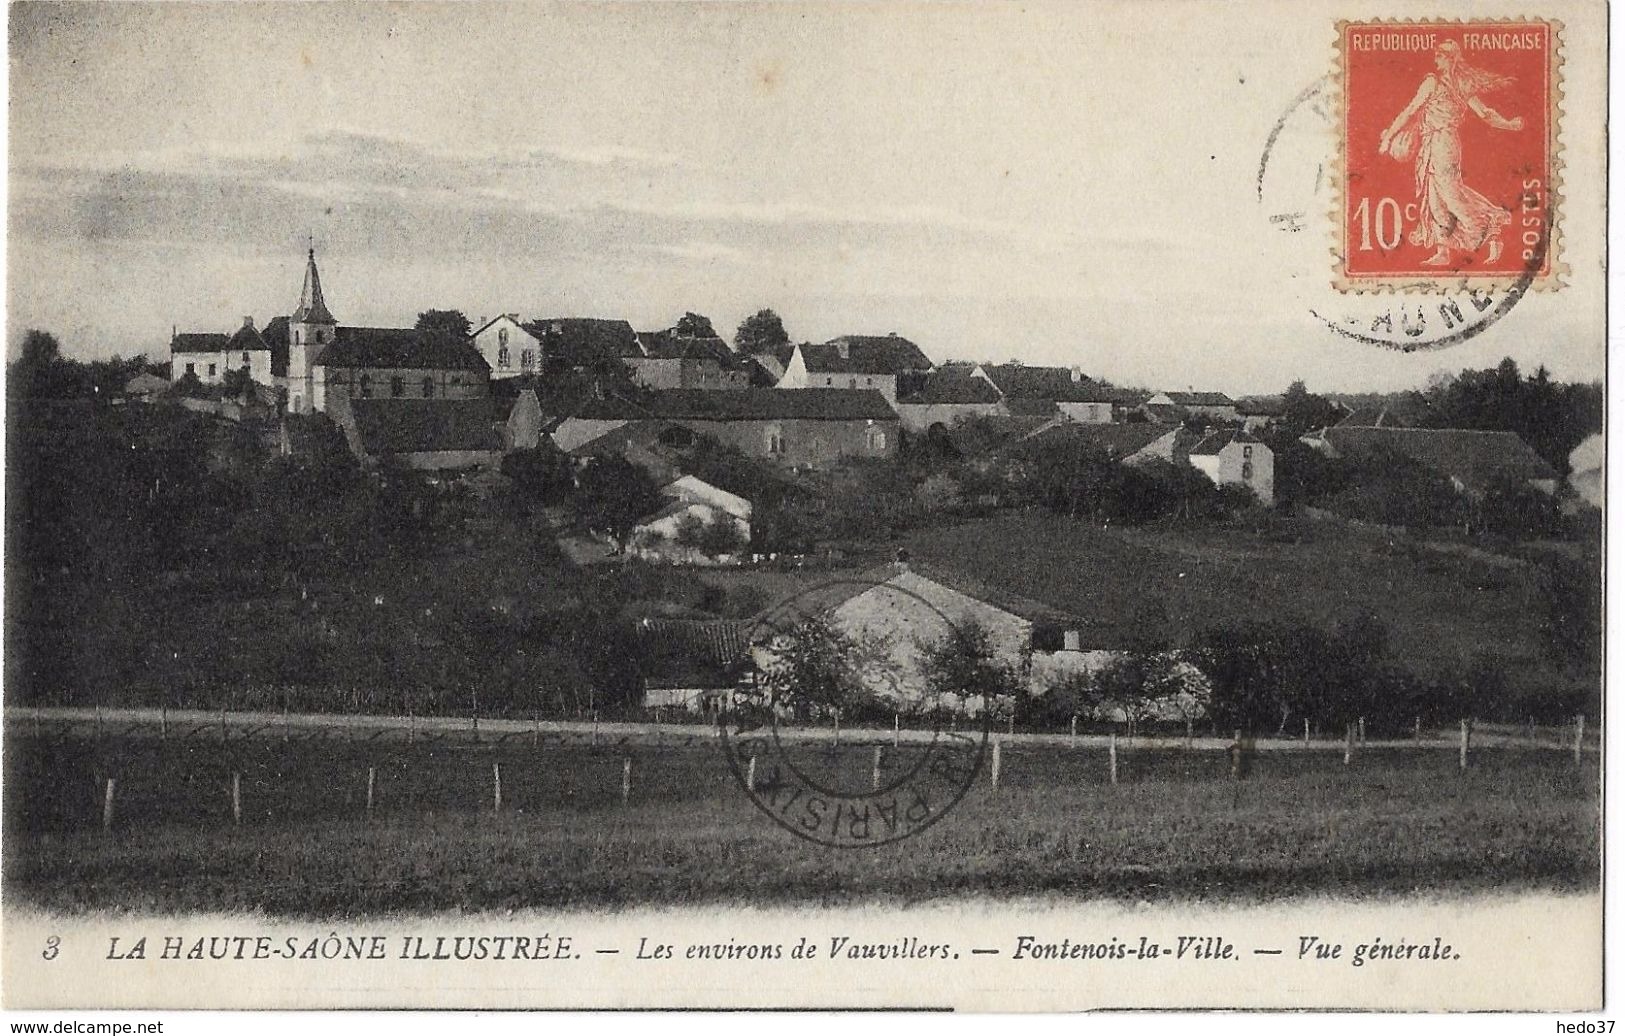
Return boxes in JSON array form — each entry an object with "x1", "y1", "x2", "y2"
[
  {"x1": 1186, "y1": 430, "x2": 1274, "y2": 504},
  {"x1": 471, "y1": 315, "x2": 545, "y2": 380},
  {"x1": 776, "y1": 335, "x2": 933, "y2": 405}
]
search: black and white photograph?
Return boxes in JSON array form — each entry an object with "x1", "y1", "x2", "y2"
[{"x1": 0, "y1": 0, "x2": 1608, "y2": 1018}]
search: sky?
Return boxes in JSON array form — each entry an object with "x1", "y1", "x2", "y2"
[{"x1": 6, "y1": 1, "x2": 1607, "y2": 394}]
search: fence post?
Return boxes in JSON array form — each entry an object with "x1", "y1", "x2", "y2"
[
  {"x1": 160, "y1": 705, "x2": 168, "y2": 741},
  {"x1": 493, "y1": 763, "x2": 502, "y2": 812},
  {"x1": 102, "y1": 778, "x2": 116, "y2": 832},
  {"x1": 1414, "y1": 715, "x2": 1421, "y2": 742},
  {"x1": 1343, "y1": 723, "x2": 1354, "y2": 766},
  {"x1": 471, "y1": 711, "x2": 479, "y2": 743},
  {"x1": 366, "y1": 766, "x2": 376, "y2": 817},
  {"x1": 872, "y1": 745, "x2": 883, "y2": 791},
  {"x1": 990, "y1": 738, "x2": 1002, "y2": 789},
  {"x1": 621, "y1": 757, "x2": 632, "y2": 806},
  {"x1": 282, "y1": 696, "x2": 290, "y2": 743},
  {"x1": 1303, "y1": 717, "x2": 1310, "y2": 746},
  {"x1": 1070, "y1": 715, "x2": 1078, "y2": 746},
  {"x1": 1358, "y1": 716, "x2": 1366, "y2": 745},
  {"x1": 592, "y1": 711, "x2": 600, "y2": 746},
  {"x1": 1109, "y1": 732, "x2": 1118, "y2": 786},
  {"x1": 231, "y1": 773, "x2": 242, "y2": 826},
  {"x1": 746, "y1": 755, "x2": 757, "y2": 792},
  {"x1": 894, "y1": 714, "x2": 900, "y2": 748},
  {"x1": 1459, "y1": 719, "x2": 1469, "y2": 771},
  {"x1": 1574, "y1": 714, "x2": 1585, "y2": 762}
]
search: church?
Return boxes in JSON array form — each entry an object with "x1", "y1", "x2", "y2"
[{"x1": 170, "y1": 249, "x2": 492, "y2": 415}]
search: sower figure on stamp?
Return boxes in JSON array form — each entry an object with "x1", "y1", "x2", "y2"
[{"x1": 1377, "y1": 40, "x2": 1524, "y2": 266}]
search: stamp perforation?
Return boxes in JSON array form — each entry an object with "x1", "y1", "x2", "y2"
[{"x1": 1330, "y1": 16, "x2": 1567, "y2": 294}]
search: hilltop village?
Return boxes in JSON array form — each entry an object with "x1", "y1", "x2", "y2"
[{"x1": 9, "y1": 249, "x2": 1601, "y2": 732}]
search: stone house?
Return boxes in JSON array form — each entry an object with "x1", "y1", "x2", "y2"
[
  {"x1": 335, "y1": 397, "x2": 503, "y2": 471},
  {"x1": 776, "y1": 334, "x2": 934, "y2": 404},
  {"x1": 894, "y1": 365, "x2": 1005, "y2": 433},
  {"x1": 973, "y1": 363, "x2": 1117, "y2": 423},
  {"x1": 310, "y1": 327, "x2": 491, "y2": 413},
  {"x1": 646, "y1": 388, "x2": 899, "y2": 468}
]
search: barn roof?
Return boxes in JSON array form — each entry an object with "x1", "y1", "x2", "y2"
[
  {"x1": 1320, "y1": 426, "x2": 1558, "y2": 492},
  {"x1": 349, "y1": 398, "x2": 502, "y2": 455},
  {"x1": 316, "y1": 327, "x2": 490, "y2": 372},
  {"x1": 648, "y1": 388, "x2": 898, "y2": 422},
  {"x1": 798, "y1": 335, "x2": 933, "y2": 376}
]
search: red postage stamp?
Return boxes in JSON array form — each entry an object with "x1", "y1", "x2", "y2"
[{"x1": 1337, "y1": 19, "x2": 1562, "y2": 291}]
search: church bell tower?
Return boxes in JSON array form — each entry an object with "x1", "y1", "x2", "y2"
[{"x1": 287, "y1": 247, "x2": 337, "y2": 413}]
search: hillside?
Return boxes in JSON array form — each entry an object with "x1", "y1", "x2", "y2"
[{"x1": 902, "y1": 510, "x2": 1587, "y2": 695}]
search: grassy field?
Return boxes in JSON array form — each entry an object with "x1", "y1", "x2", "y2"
[{"x1": 6, "y1": 730, "x2": 1599, "y2": 917}]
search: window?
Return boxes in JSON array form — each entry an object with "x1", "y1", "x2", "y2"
[
  {"x1": 521, "y1": 349, "x2": 535, "y2": 370},
  {"x1": 1243, "y1": 445, "x2": 1254, "y2": 458},
  {"x1": 316, "y1": 329, "x2": 325, "y2": 345},
  {"x1": 849, "y1": 377, "x2": 858, "y2": 389},
  {"x1": 498, "y1": 346, "x2": 511, "y2": 368},
  {"x1": 765, "y1": 425, "x2": 785, "y2": 455},
  {"x1": 359, "y1": 374, "x2": 372, "y2": 398},
  {"x1": 242, "y1": 352, "x2": 250, "y2": 364},
  {"x1": 867, "y1": 427, "x2": 887, "y2": 452},
  {"x1": 421, "y1": 376, "x2": 435, "y2": 398},
  {"x1": 451, "y1": 375, "x2": 462, "y2": 388},
  {"x1": 825, "y1": 376, "x2": 834, "y2": 386},
  {"x1": 184, "y1": 362, "x2": 195, "y2": 376},
  {"x1": 865, "y1": 377, "x2": 874, "y2": 387},
  {"x1": 294, "y1": 330, "x2": 301, "y2": 345},
  {"x1": 391, "y1": 376, "x2": 405, "y2": 398},
  {"x1": 498, "y1": 327, "x2": 509, "y2": 347},
  {"x1": 207, "y1": 363, "x2": 217, "y2": 377},
  {"x1": 1242, "y1": 461, "x2": 1255, "y2": 481}
]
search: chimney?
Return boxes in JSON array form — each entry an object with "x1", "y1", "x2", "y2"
[
  {"x1": 836, "y1": 340, "x2": 850, "y2": 360},
  {"x1": 1070, "y1": 366, "x2": 1082, "y2": 383},
  {"x1": 243, "y1": 316, "x2": 255, "y2": 329},
  {"x1": 1063, "y1": 629, "x2": 1081, "y2": 652}
]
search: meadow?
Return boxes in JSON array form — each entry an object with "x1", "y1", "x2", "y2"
[{"x1": 6, "y1": 726, "x2": 1599, "y2": 917}]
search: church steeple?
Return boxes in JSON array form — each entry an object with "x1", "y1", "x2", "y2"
[{"x1": 292, "y1": 247, "x2": 336, "y2": 326}]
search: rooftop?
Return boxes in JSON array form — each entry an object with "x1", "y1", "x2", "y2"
[
  {"x1": 647, "y1": 388, "x2": 898, "y2": 422},
  {"x1": 316, "y1": 327, "x2": 490, "y2": 372},
  {"x1": 349, "y1": 398, "x2": 502, "y2": 455}
]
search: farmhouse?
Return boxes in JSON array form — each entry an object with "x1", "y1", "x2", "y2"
[
  {"x1": 629, "y1": 475, "x2": 753, "y2": 566},
  {"x1": 1145, "y1": 390, "x2": 1238, "y2": 423},
  {"x1": 1302, "y1": 426, "x2": 1559, "y2": 497},
  {"x1": 894, "y1": 365, "x2": 1004, "y2": 433},
  {"x1": 799, "y1": 563, "x2": 1108, "y2": 707},
  {"x1": 168, "y1": 332, "x2": 231, "y2": 385},
  {"x1": 646, "y1": 388, "x2": 898, "y2": 468},
  {"x1": 777, "y1": 334, "x2": 933, "y2": 404},
  {"x1": 523, "y1": 317, "x2": 641, "y2": 370},
  {"x1": 974, "y1": 363, "x2": 1117, "y2": 423},
  {"x1": 628, "y1": 327, "x2": 750, "y2": 390}
]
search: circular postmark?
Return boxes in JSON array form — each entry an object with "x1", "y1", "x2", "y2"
[
  {"x1": 717, "y1": 576, "x2": 991, "y2": 849},
  {"x1": 1257, "y1": 76, "x2": 1548, "y2": 353}
]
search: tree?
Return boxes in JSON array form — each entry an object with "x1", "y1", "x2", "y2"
[
  {"x1": 916, "y1": 620, "x2": 1026, "y2": 717},
  {"x1": 673, "y1": 312, "x2": 718, "y2": 339},
  {"x1": 759, "y1": 614, "x2": 892, "y2": 719},
  {"x1": 734, "y1": 309, "x2": 789, "y2": 354},
  {"x1": 222, "y1": 366, "x2": 254, "y2": 399},
  {"x1": 414, "y1": 309, "x2": 472, "y2": 337},
  {"x1": 572, "y1": 455, "x2": 664, "y2": 547},
  {"x1": 1280, "y1": 379, "x2": 1341, "y2": 438}
]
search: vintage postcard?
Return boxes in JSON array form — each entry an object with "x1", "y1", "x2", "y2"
[{"x1": 1, "y1": 0, "x2": 1606, "y2": 1018}]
